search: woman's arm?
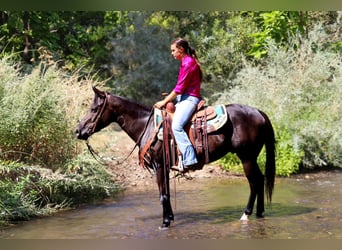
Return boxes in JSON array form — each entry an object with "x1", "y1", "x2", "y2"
[{"x1": 154, "y1": 90, "x2": 178, "y2": 109}]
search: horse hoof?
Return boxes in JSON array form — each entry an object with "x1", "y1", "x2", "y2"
[
  {"x1": 240, "y1": 213, "x2": 249, "y2": 221},
  {"x1": 159, "y1": 223, "x2": 170, "y2": 230},
  {"x1": 256, "y1": 213, "x2": 265, "y2": 219}
]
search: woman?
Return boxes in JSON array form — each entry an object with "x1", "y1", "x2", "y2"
[{"x1": 154, "y1": 38, "x2": 203, "y2": 171}]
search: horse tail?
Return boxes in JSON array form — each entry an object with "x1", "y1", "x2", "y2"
[{"x1": 259, "y1": 110, "x2": 276, "y2": 203}]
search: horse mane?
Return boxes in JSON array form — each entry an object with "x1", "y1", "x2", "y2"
[{"x1": 110, "y1": 93, "x2": 152, "y2": 112}]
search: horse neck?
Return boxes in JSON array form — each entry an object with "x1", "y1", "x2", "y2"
[{"x1": 108, "y1": 95, "x2": 152, "y2": 143}]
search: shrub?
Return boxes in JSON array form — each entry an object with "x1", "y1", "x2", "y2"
[
  {"x1": 0, "y1": 57, "x2": 99, "y2": 169},
  {"x1": 0, "y1": 55, "x2": 120, "y2": 225},
  {"x1": 216, "y1": 24, "x2": 341, "y2": 173},
  {"x1": 0, "y1": 156, "x2": 122, "y2": 225},
  {"x1": 218, "y1": 125, "x2": 303, "y2": 177},
  {"x1": 260, "y1": 126, "x2": 303, "y2": 176}
]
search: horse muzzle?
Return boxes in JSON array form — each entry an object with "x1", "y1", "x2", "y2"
[{"x1": 75, "y1": 126, "x2": 90, "y2": 140}]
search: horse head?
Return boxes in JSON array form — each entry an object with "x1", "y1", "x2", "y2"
[{"x1": 75, "y1": 86, "x2": 112, "y2": 140}]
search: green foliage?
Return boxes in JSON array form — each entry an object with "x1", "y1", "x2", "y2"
[
  {"x1": 0, "y1": 11, "x2": 120, "y2": 78},
  {"x1": 272, "y1": 127, "x2": 303, "y2": 176},
  {"x1": 193, "y1": 13, "x2": 258, "y2": 103},
  {"x1": 261, "y1": 126, "x2": 303, "y2": 176},
  {"x1": 0, "y1": 155, "x2": 122, "y2": 225},
  {"x1": 0, "y1": 56, "x2": 120, "y2": 225},
  {"x1": 1, "y1": 11, "x2": 340, "y2": 106},
  {"x1": 0, "y1": 55, "x2": 105, "y2": 169},
  {"x1": 248, "y1": 11, "x2": 307, "y2": 59},
  {"x1": 217, "y1": 153, "x2": 243, "y2": 175},
  {"x1": 0, "y1": 161, "x2": 60, "y2": 223},
  {"x1": 0, "y1": 60, "x2": 73, "y2": 168},
  {"x1": 218, "y1": 126, "x2": 303, "y2": 177},
  {"x1": 216, "y1": 24, "x2": 342, "y2": 173},
  {"x1": 107, "y1": 11, "x2": 176, "y2": 105},
  {"x1": 59, "y1": 152, "x2": 123, "y2": 204}
]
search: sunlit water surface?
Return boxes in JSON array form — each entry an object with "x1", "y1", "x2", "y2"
[{"x1": 1, "y1": 170, "x2": 341, "y2": 239}]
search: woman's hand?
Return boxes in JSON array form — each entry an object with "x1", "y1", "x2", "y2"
[
  {"x1": 154, "y1": 100, "x2": 166, "y2": 109},
  {"x1": 154, "y1": 91, "x2": 177, "y2": 109}
]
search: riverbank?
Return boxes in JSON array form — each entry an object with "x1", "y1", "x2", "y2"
[{"x1": 98, "y1": 129, "x2": 242, "y2": 191}]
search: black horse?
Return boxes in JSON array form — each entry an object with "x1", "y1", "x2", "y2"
[{"x1": 75, "y1": 87, "x2": 276, "y2": 228}]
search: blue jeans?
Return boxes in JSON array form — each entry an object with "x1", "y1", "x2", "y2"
[{"x1": 172, "y1": 95, "x2": 200, "y2": 166}]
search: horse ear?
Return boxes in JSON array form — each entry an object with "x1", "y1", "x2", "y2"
[
  {"x1": 92, "y1": 85, "x2": 100, "y2": 93},
  {"x1": 92, "y1": 86, "x2": 105, "y2": 97}
]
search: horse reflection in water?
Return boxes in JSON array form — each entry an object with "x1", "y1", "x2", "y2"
[{"x1": 75, "y1": 87, "x2": 276, "y2": 229}]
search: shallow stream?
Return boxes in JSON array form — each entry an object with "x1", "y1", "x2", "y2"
[{"x1": 1, "y1": 170, "x2": 341, "y2": 239}]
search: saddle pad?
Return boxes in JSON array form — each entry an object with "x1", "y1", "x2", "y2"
[
  {"x1": 203, "y1": 104, "x2": 228, "y2": 133},
  {"x1": 154, "y1": 108, "x2": 163, "y2": 127},
  {"x1": 154, "y1": 108, "x2": 165, "y2": 140}
]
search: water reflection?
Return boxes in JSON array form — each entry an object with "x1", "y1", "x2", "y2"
[{"x1": 0, "y1": 171, "x2": 341, "y2": 239}]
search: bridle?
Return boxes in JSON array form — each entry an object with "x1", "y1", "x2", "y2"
[
  {"x1": 86, "y1": 91, "x2": 109, "y2": 164},
  {"x1": 90, "y1": 92, "x2": 109, "y2": 134}
]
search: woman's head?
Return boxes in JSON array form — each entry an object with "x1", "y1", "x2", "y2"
[
  {"x1": 171, "y1": 37, "x2": 203, "y2": 80},
  {"x1": 171, "y1": 38, "x2": 194, "y2": 60}
]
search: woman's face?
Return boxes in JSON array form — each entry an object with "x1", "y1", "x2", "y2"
[{"x1": 170, "y1": 43, "x2": 184, "y2": 61}]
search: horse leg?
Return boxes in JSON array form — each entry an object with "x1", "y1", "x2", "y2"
[
  {"x1": 240, "y1": 159, "x2": 265, "y2": 220},
  {"x1": 160, "y1": 194, "x2": 174, "y2": 228},
  {"x1": 256, "y1": 170, "x2": 265, "y2": 218},
  {"x1": 157, "y1": 167, "x2": 174, "y2": 229}
]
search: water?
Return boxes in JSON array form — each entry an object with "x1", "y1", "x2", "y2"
[{"x1": 1, "y1": 170, "x2": 341, "y2": 239}]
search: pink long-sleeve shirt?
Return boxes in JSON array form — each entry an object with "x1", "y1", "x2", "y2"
[{"x1": 173, "y1": 54, "x2": 201, "y2": 98}]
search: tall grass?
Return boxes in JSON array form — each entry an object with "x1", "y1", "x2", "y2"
[
  {"x1": 0, "y1": 55, "x2": 121, "y2": 226},
  {"x1": 0, "y1": 56, "x2": 96, "y2": 169},
  {"x1": 216, "y1": 25, "x2": 341, "y2": 175}
]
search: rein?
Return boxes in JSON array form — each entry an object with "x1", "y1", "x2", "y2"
[
  {"x1": 115, "y1": 108, "x2": 154, "y2": 167},
  {"x1": 86, "y1": 140, "x2": 107, "y2": 165}
]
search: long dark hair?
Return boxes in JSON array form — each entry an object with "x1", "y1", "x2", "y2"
[{"x1": 171, "y1": 38, "x2": 203, "y2": 81}]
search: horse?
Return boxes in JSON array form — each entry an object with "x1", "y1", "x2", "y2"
[{"x1": 75, "y1": 87, "x2": 276, "y2": 229}]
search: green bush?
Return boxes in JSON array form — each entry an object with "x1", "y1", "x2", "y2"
[
  {"x1": 0, "y1": 156, "x2": 122, "y2": 225},
  {"x1": 272, "y1": 127, "x2": 303, "y2": 176},
  {"x1": 0, "y1": 59, "x2": 66, "y2": 167},
  {"x1": 0, "y1": 61, "x2": 71, "y2": 168},
  {"x1": 0, "y1": 56, "x2": 98, "y2": 169},
  {"x1": 59, "y1": 152, "x2": 123, "y2": 204},
  {"x1": 0, "y1": 161, "x2": 58, "y2": 223},
  {"x1": 0, "y1": 55, "x2": 122, "y2": 225},
  {"x1": 218, "y1": 126, "x2": 303, "y2": 177},
  {"x1": 216, "y1": 24, "x2": 341, "y2": 173}
]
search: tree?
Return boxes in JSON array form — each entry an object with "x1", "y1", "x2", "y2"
[
  {"x1": 248, "y1": 11, "x2": 308, "y2": 59},
  {"x1": 0, "y1": 11, "x2": 118, "y2": 77},
  {"x1": 107, "y1": 11, "x2": 177, "y2": 105}
]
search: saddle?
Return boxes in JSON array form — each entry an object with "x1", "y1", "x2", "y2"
[{"x1": 152, "y1": 100, "x2": 228, "y2": 171}]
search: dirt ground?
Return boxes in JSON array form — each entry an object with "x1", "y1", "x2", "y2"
[{"x1": 88, "y1": 127, "x2": 239, "y2": 191}]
